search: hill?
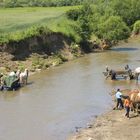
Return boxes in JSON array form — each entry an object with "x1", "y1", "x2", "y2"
[{"x1": 0, "y1": 6, "x2": 76, "y2": 34}]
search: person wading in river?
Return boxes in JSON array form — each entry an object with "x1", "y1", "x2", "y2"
[{"x1": 114, "y1": 89, "x2": 124, "y2": 110}]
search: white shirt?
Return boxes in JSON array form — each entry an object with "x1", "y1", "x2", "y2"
[{"x1": 115, "y1": 91, "x2": 122, "y2": 99}]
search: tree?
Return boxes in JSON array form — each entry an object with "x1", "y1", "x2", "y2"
[
  {"x1": 95, "y1": 16, "x2": 130, "y2": 43},
  {"x1": 76, "y1": 3, "x2": 93, "y2": 41},
  {"x1": 133, "y1": 20, "x2": 140, "y2": 34},
  {"x1": 110, "y1": 0, "x2": 140, "y2": 26},
  {"x1": 4, "y1": 0, "x2": 18, "y2": 7}
]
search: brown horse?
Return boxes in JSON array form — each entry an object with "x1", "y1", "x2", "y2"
[{"x1": 129, "y1": 89, "x2": 140, "y2": 115}]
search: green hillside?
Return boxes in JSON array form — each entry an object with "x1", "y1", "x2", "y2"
[{"x1": 0, "y1": 6, "x2": 77, "y2": 33}]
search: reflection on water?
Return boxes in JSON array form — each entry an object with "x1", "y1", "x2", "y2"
[
  {"x1": 112, "y1": 47, "x2": 139, "y2": 52},
  {"x1": 0, "y1": 91, "x2": 19, "y2": 100},
  {"x1": 0, "y1": 41, "x2": 140, "y2": 140}
]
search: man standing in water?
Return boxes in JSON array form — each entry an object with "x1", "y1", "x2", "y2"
[{"x1": 115, "y1": 89, "x2": 124, "y2": 110}]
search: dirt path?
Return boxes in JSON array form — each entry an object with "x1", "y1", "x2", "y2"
[{"x1": 68, "y1": 109, "x2": 140, "y2": 140}]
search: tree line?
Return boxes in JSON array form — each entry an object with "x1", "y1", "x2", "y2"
[
  {"x1": 0, "y1": 0, "x2": 94, "y2": 7},
  {"x1": 66, "y1": 0, "x2": 140, "y2": 47}
]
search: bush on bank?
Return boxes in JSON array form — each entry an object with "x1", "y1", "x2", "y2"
[
  {"x1": 133, "y1": 20, "x2": 140, "y2": 35},
  {"x1": 65, "y1": 0, "x2": 140, "y2": 48},
  {"x1": 95, "y1": 16, "x2": 130, "y2": 43}
]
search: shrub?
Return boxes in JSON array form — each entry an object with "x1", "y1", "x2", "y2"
[
  {"x1": 66, "y1": 9, "x2": 81, "y2": 21},
  {"x1": 133, "y1": 20, "x2": 140, "y2": 34},
  {"x1": 95, "y1": 16, "x2": 130, "y2": 42},
  {"x1": 76, "y1": 3, "x2": 93, "y2": 41}
]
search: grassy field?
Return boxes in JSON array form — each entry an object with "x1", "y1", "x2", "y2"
[{"x1": 0, "y1": 6, "x2": 79, "y2": 34}]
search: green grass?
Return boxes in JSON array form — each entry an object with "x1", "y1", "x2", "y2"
[{"x1": 0, "y1": 6, "x2": 79, "y2": 34}]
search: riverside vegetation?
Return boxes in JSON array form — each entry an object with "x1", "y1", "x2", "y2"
[{"x1": 0, "y1": 0, "x2": 140, "y2": 74}]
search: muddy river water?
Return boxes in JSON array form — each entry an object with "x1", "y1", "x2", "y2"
[{"x1": 0, "y1": 40, "x2": 140, "y2": 140}]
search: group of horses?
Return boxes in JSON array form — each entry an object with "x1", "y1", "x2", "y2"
[
  {"x1": 0, "y1": 69, "x2": 29, "y2": 91},
  {"x1": 103, "y1": 65, "x2": 140, "y2": 81}
]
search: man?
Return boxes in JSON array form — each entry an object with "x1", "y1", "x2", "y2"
[
  {"x1": 115, "y1": 89, "x2": 124, "y2": 109},
  {"x1": 0, "y1": 73, "x2": 4, "y2": 91}
]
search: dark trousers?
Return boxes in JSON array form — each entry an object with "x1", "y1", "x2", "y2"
[
  {"x1": 116, "y1": 98, "x2": 123, "y2": 109},
  {"x1": 125, "y1": 106, "x2": 130, "y2": 118}
]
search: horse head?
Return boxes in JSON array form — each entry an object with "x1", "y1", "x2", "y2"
[
  {"x1": 125, "y1": 64, "x2": 130, "y2": 70},
  {"x1": 16, "y1": 69, "x2": 21, "y2": 78}
]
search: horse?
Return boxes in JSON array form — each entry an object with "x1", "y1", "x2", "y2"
[
  {"x1": 16, "y1": 69, "x2": 21, "y2": 78},
  {"x1": 129, "y1": 89, "x2": 140, "y2": 115},
  {"x1": 19, "y1": 69, "x2": 29, "y2": 85},
  {"x1": 103, "y1": 66, "x2": 117, "y2": 80},
  {"x1": 134, "y1": 67, "x2": 140, "y2": 81}
]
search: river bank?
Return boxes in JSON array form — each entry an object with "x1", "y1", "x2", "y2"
[
  {"x1": 68, "y1": 109, "x2": 140, "y2": 140},
  {"x1": 0, "y1": 34, "x2": 139, "y2": 75},
  {"x1": 0, "y1": 31, "x2": 83, "y2": 74}
]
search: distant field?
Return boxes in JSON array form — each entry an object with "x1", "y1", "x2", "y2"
[{"x1": 0, "y1": 6, "x2": 79, "y2": 34}]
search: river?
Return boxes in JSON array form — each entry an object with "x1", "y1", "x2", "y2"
[{"x1": 0, "y1": 39, "x2": 140, "y2": 140}]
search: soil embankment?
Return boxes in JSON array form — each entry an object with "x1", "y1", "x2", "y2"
[
  {"x1": 0, "y1": 28, "x2": 113, "y2": 74},
  {"x1": 0, "y1": 32, "x2": 85, "y2": 74}
]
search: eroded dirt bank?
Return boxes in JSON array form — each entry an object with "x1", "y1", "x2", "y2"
[{"x1": 0, "y1": 32, "x2": 85, "y2": 73}]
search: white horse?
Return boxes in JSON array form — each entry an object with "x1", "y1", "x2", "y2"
[
  {"x1": 134, "y1": 67, "x2": 140, "y2": 81},
  {"x1": 19, "y1": 69, "x2": 29, "y2": 85},
  {"x1": 16, "y1": 69, "x2": 21, "y2": 78}
]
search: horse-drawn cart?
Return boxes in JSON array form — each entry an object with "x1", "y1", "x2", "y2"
[
  {"x1": 103, "y1": 69, "x2": 134, "y2": 80},
  {"x1": 0, "y1": 69, "x2": 29, "y2": 91},
  {"x1": 103, "y1": 65, "x2": 140, "y2": 80},
  {"x1": 0, "y1": 75, "x2": 20, "y2": 91}
]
